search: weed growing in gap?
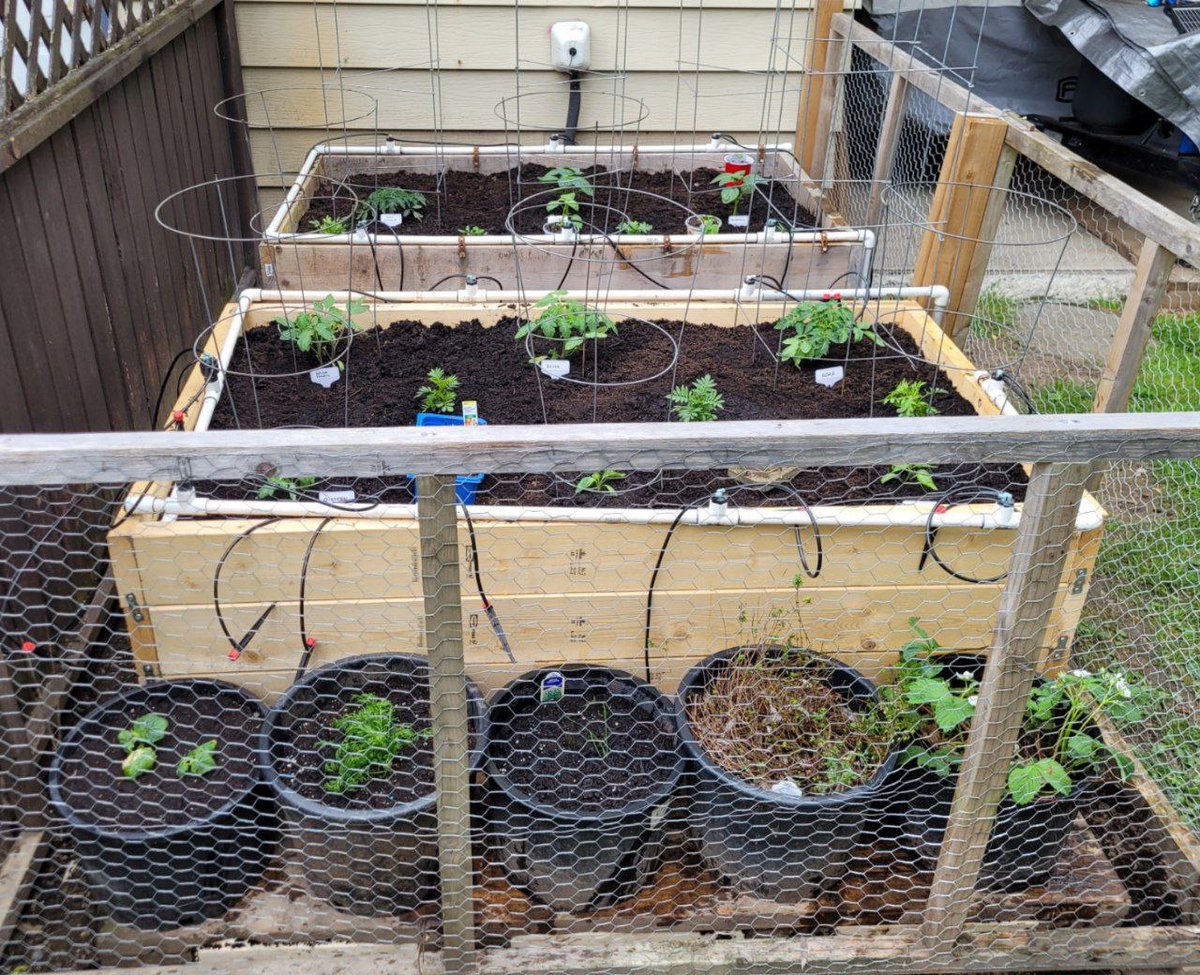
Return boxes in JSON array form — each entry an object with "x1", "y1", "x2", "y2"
[
  {"x1": 515, "y1": 290, "x2": 617, "y2": 357},
  {"x1": 575, "y1": 470, "x2": 626, "y2": 494},
  {"x1": 277, "y1": 295, "x2": 368, "y2": 367},
  {"x1": 879, "y1": 464, "x2": 938, "y2": 492},
  {"x1": 775, "y1": 296, "x2": 881, "y2": 365},
  {"x1": 355, "y1": 187, "x2": 426, "y2": 225},
  {"x1": 416, "y1": 367, "x2": 460, "y2": 414},
  {"x1": 882, "y1": 379, "x2": 941, "y2": 418},
  {"x1": 117, "y1": 713, "x2": 168, "y2": 780},
  {"x1": 309, "y1": 215, "x2": 349, "y2": 235},
  {"x1": 972, "y1": 287, "x2": 1020, "y2": 339},
  {"x1": 257, "y1": 476, "x2": 317, "y2": 501},
  {"x1": 668, "y1": 374, "x2": 725, "y2": 422},
  {"x1": 616, "y1": 219, "x2": 653, "y2": 234},
  {"x1": 321, "y1": 693, "x2": 430, "y2": 795}
]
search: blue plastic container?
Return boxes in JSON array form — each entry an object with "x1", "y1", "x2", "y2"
[{"x1": 414, "y1": 412, "x2": 487, "y2": 504}]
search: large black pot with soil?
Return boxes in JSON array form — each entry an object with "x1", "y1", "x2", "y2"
[
  {"x1": 257, "y1": 653, "x2": 486, "y2": 915},
  {"x1": 675, "y1": 646, "x2": 899, "y2": 902},
  {"x1": 485, "y1": 665, "x2": 683, "y2": 913},
  {"x1": 48, "y1": 679, "x2": 279, "y2": 930},
  {"x1": 873, "y1": 652, "x2": 1092, "y2": 891}
]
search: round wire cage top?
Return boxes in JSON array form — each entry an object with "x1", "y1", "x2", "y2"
[
  {"x1": 214, "y1": 85, "x2": 382, "y2": 131},
  {"x1": 494, "y1": 85, "x2": 650, "y2": 135}
]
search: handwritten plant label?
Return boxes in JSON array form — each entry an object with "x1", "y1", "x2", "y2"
[
  {"x1": 310, "y1": 366, "x2": 340, "y2": 388},
  {"x1": 539, "y1": 359, "x2": 571, "y2": 379},
  {"x1": 814, "y1": 365, "x2": 844, "y2": 388},
  {"x1": 728, "y1": 214, "x2": 750, "y2": 228},
  {"x1": 380, "y1": 213, "x2": 403, "y2": 228},
  {"x1": 318, "y1": 489, "x2": 357, "y2": 505}
]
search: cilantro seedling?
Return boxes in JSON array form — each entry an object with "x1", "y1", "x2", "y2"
[
  {"x1": 310, "y1": 215, "x2": 349, "y2": 235},
  {"x1": 616, "y1": 219, "x2": 653, "y2": 234},
  {"x1": 458, "y1": 225, "x2": 488, "y2": 236}
]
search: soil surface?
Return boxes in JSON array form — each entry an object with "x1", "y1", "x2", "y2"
[
  {"x1": 300, "y1": 164, "x2": 816, "y2": 236},
  {"x1": 489, "y1": 691, "x2": 678, "y2": 815},
  {"x1": 56, "y1": 688, "x2": 262, "y2": 830},
  {"x1": 203, "y1": 316, "x2": 1027, "y2": 507},
  {"x1": 272, "y1": 669, "x2": 439, "y2": 811}
]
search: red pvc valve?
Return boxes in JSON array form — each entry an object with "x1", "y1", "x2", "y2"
[{"x1": 19, "y1": 640, "x2": 34, "y2": 654}]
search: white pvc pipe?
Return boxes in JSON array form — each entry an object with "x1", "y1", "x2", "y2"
[{"x1": 194, "y1": 293, "x2": 253, "y2": 434}]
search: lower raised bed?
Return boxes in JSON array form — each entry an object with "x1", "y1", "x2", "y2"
[
  {"x1": 108, "y1": 294, "x2": 1103, "y2": 702},
  {"x1": 261, "y1": 142, "x2": 869, "y2": 292}
]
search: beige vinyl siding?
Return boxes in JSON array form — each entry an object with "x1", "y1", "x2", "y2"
[{"x1": 236, "y1": 0, "x2": 838, "y2": 193}]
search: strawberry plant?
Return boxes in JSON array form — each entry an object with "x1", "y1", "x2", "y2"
[
  {"x1": 668, "y1": 374, "x2": 725, "y2": 422},
  {"x1": 277, "y1": 295, "x2": 368, "y2": 367},
  {"x1": 515, "y1": 290, "x2": 616, "y2": 357},
  {"x1": 775, "y1": 297, "x2": 881, "y2": 365},
  {"x1": 416, "y1": 367, "x2": 459, "y2": 414}
]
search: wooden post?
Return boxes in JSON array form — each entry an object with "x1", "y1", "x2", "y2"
[
  {"x1": 416, "y1": 475, "x2": 477, "y2": 973},
  {"x1": 921, "y1": 461, "x2": 1091, "y2": 946},
  {"x1": 0, "y1": 657, "x2": 44, "y2": 830},
  {"x1": 795, "y1": 0, "x2": 842, "y2": 181},
  {"x1": 865, "y1": 72, "x2": 910, "y2": 226},
  {"x1": 911, "y1": 113, "x2": 1010, "y2": 339}
]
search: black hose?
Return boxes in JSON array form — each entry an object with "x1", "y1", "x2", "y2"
[
  {"x1": 214, "y1": 517, "x2": 284, "y2": 659},
  {"x1": 919, "y1": 485, "x2": 1013, "y2": 585},
  {"x1": 295, "y1": 516, "x2": 334, "y2": 681},
  {"x1": 428, "y1": 273, "x2": 506, "y2": 291},
  {"x1": 152, "y1": 347, "x2": 198, "y2": 429},
  {"x1": 562, "y1": 71, "x2": 581, "y2": 145}
]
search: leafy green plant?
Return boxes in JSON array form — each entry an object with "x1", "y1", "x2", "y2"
[
  {"x1": 546, "y1": 191, "x2": 584, "y2": 231},
  {"x1": 276, "y1": 295, "x2": 368, "y2": 367},
  {"x1": 575, "y1": 470, "x2": 626, "y2": 494},
  {"x1": 416, "y1": 367, "x2": 459, "y2": 414},
  {"x1": 694, "y1": 214, "x2": 721, "y2": 235},
  {"x1": 321, "y1": 693, "x2": 429, "y2": 795},
  {"x1": 309, "y1": 215, "x2": 349, "y2": 235},
  {"x1": 775, "y1": 297, "x2": 882, "y2": 365},
  {"x1": 118, "y1": 713, "x2": 168, "y2": 781},
  {"x1": 879, "y1": 463, "x2": 938, "y2": 492},
  {"x1": 616, "y1": 219, "x2": 653, "y2": 234},
  {"x1": 882, "y1": 379, "x2": 941, "y2": 418},
  {"x1": 257, "y1": 476, "x2": 317, "y2": 501},
  {"x1": 539, "y1": 167, "x2": 594, "y2": 196},
  {"x1": 458, "y1": 225, "x2": 488, "y2": 236},
  {"x1": 668, "y1": 374, "x2": 725, "y2": 422},
  {"x1": 354, "y1": 187, "x2": 426, "y2": 225},
  {"x1": 177, "y1": 740, "x2": 219, "y2": 778},
  {"x1": 711, "y1": 172, "x2": 761, "y2": 215},
  {"x1": 514, "y1": 290, "x2": 617, "y2": 357}
]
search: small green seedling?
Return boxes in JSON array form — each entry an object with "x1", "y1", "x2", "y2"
[
  {"x1": 882, "y1": 379, "x2": 941, "y2": 418},
  {"x1": 177, "y1": 740, "x2": 219, "y2": 778},
  {"x1": 880, "y1": 464, "x2": 938, "y2": 492},
  {"x1": 616, "y1": 219, "x2": 653, "y2": 234},
  {"x1": 575, "y1": 470, "x2": 626, "y2": 494},
  {"x1": 546, "y1": 192, "x2": 584, "y2": 231},
  {"x1": 321, "y1": 693, "x2": 429, "y2": 795},
  {"x1": 277, "y1": 294, "x2": 368, "y2": 367},
  {"x1": 257, "y1": 476, "x2": 317, "y2": 501},
  {"x1": 310, "y1": 215, "x2": 349, "y2": 235},
  {"x1": 668, "y1": 374, "x2": 725, "y2": 422},
  {"x1": 775, "y1": 297, "x2": 881, "y2": 365},
  {"x1": 118, "y1": 713, "x2": 168, "y2": 781},
  {"x1": 458, "y1": 225, "x2": 488, "y2": 236},
  {"x1": 695, "y1": 214, "x2": 721, "y2": 235},
  {"x1": 355, "y1": 187, "x2": 426, "y2": 225},
  {"x1": 711, "y1": 172, "x2": 761, "y2": 216},
  {"x1": 416, "y1": 367, "x2": 460, "y2": 414},
  {"x1": 539, "y1": 167, "x2": 594, "y2": 196},
  {"x1": 515, "y1": 290, "x2": 616, "y2": 356}
]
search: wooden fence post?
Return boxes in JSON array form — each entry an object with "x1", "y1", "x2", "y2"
[
  {"x1": 921, "y1": 461, "x2": 1091, "y2": 946},
  {"x1": 795, "y1": 0, "x2": 843, "y2": 182},
  {"x1": 865, "y1": 72, "x2": 910, "y2": 226},
  {"x1": 417, "y1": 475, "x2": 477, "y2": 972},
  {"x1": 912, "y1": 112, "x2": 1011, "y2": 339}
]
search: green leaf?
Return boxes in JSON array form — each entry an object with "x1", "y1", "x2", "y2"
[
  {"x1": 932, "y1": 693, "x2": 975, "y2": 732},
  {"x1": 905, "y1": 676, "x2": 951, "y2": 706},
  {"x1": 1008, "y1": 757, "x2": 1072, "y2": 806},
  {"x1": 177, "y1": 740, "x2": 220, "y2": 778},
  {"x1": 118, "y1": 713, "x2": 168, "y2": 750},
  {"x1": 123, "y1": 746, "x2": 157, "y2": 780},
  {"x1": 1065, "y1": 732, "x2": 1101, "y2": 764}
]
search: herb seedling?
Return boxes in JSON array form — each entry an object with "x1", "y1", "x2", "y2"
[
  {"x1": 539, "y1": 167, "x2": 594, "y2": 196},
  {"x1": 458, "y1": 225, "x2": 488, "y2": 236},
  {"x1": 616, "y1": 219, "x2": 653, "y2": 234},
  {"x1": 583, "y1": 703, "x2": 612, "y2": 759},
  {"x1": 711, "y1": 172, "x2": 761, "y2": 216},
  {"x1": 668, "y1": 374, "x2": 725, "y2": 422},
  {"x1": 257, "y1": 475, "x2": 317, "y2": 501},
  {"x1": 775, "y1": 297, "x2": 882, "y2": 365},
  {"x1": 515, "y1": 290, "x2": 617, "y2": 357},
  {"x1": 695, "y1": 214, "x2": 721, "y2": 235},
  {"x1": 117, "y1": 713, "x2": 168, "y2": 780},
  {"x1": 355, "y1": 187, "x2": 426, "y2": 225},
  {"x1": 310, "y1": 215, "x2": 349, "y2": 235},
  {"x1": 416, "y1": 367, "x2": 460, "y2": 414},
  {"x1": 882, "y1": 379, "x2": 941, "y2": 418},
  {"x1": 546, "y1": 192, "x2": 584, "y2": 231},
  {"x1": 575, "y1": 470, "x2": 626, "y2": 494},
  {"x1": 177, "y1": 740, "x2": 219, "y2": 778},
  {"x1": 879, "y1": 464, "x2": 938, "y2": 492},
  {"x1": 321, "y1": 693, "x2": 430, "y2": 795},
  {"x1": 277, "y1": 295, "x2": 368, "y2": 367}
]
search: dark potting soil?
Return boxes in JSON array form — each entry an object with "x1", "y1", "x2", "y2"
[
  {"x1": 273, "y1": 670, "x2": 437, "y2": 811},
  {"x1": 56, "y1": 690, "x2": 262, "y2": 830},
  {"x1": 203, "y1": 317, "x2": 1027, "y2": 507},
  {"x1": 300, "y1": 164, "x2": 816, "y2": 236},
  {"x1": 489, "y1": 693, "x2": 677, "y2": 815}
]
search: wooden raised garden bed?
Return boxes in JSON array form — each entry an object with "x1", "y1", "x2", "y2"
[
  {"x1": 108, "y1": 292, "x2": 1103, "y2": 702},
  {"x1": 261, "y1": 142, "x2": 869, "y2": 292}
]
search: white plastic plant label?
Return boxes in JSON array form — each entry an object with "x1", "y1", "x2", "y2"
[
  {"x1": 539, "y1": 359, "x2": 570, "y2": 379},
  {"x1": 540, "y1": 671, "x2": 565, "y2": 703},
  {"x1": 310, "y1": 366, "x2": 340, "y2": 388},
  {"x1": 318, "y1": 489, "x2": 357, "y2": 505},
  {"x1": 728, "y1": 214, "x2": 750, "y2": 228},
  {"x1": 771, "y1": 778, "x2": 805, "y2": 798},
  {"x1": 380, "y1": 213, "x2": 403, "y2": 228},
  {"x1": 815, "y1": 365, "x2": 844, "y2": 388}
]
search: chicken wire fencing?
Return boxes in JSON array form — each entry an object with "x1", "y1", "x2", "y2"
[{"x1": 1, "y1": 416, "x2": 1199, "y2": 975}]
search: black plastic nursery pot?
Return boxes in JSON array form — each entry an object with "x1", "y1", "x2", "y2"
[
  {"x1": 48, "y1": 679, "x2": 279, "y2": 930},
  {"x1": 485, "y1": 665, "x2": 684, "y2": 913},
  {"x1": 873, "y1": 652, "x2": 1089, "y2": 891},
  {"x1": 675, "y1": 647, "x2": 900, "y2": 903},
  {"x1": 257, "y1": 653, "x2": 487, "y2": 916}
]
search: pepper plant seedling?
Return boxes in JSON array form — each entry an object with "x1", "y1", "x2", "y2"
[
  {"x1": 354, "y1": 187, "x2": 426, "y2": 225},
  {"x1": 277, "y1": 294, "x2": 368, "y2": 367},
  {"x1": 177, "y1": 740, "x2": 219, "y2": 778},
  {"x1": 668, "y1": 374, "x2": 725, "y2": 422},
  {"x1": 257, "y1": 476, "x2": 317, "y2": 501},
  {"x1": 321, "y1": 693, "x2": 430, "y2": 795},
  {"x1": 539, "y1": 167, "x2": 594, "y2": 196},
  {"x1": 515, "y1": 290, "x2": 617, "y2": 357},
  {"x1": 879, "y1": 463, "x2": 938, "y2": 492},
  {"x1": 711, "y1": 172, "x2": 761, "y2": 216},
  {"x1": 416, "y1": 367, "x2": 460, "y2": 414},
  {"x1": 546, "y1": 192, "x2": 584, "y2": 231},
  {"x1": 575, "y1": 470, "x2": 626, "y2": 494},
  {"x1": 775, "y1": 297, "x2": 882, "y2": 364},
  {"x1": 695, "y1": 214, "x2": 721, "y2": 235}
]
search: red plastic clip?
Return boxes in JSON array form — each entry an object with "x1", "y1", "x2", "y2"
[
  {"x1": 19, "y1": 640, "x2": 34, "y2": 654},
  {"x1": 832, "y1": 292, "x2": 843, "y2": 301},
  {"x1": 227, "y1": 647, "x2": 242, "y2": 661},
  {"x1": 171, "y1": 410, "x2": 186, "y2": 430},
  {"x1": 305, "y1": 637, "x2": 317, "y2": 650},
  {"x1": 935, "y1": 504, "x2": 950, "y2": 515}
]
